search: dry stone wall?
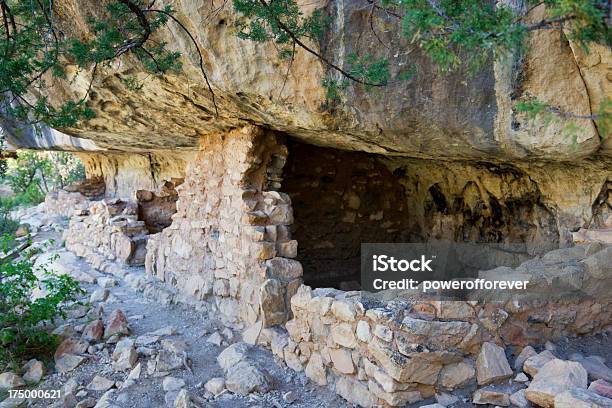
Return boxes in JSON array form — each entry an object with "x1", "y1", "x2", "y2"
[
  {"x1": 44, "y1": 190, "x2": 90, "y2": 218},
  {"x1": 144, "y1": 127, "x2": 301, "y2": 328},
  {"x1": 64, "y1": 199, "x2": 150, "y2": 268},
  {"x1": 272, "y1": 240, "x2": 612, "y2": 408}
]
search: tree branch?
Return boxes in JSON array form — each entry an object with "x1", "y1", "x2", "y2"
[{"x1": 144, "y1": 9, "x2": 219, "y2": 116}]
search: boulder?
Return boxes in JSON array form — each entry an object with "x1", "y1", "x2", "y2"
[
  {"x1": 217, "y1": 343, "x2": 251, "y2": 371},
  {"x1": 476, "y1": 342, "x2": 513, "y2": 385},
  {"x1": 93, "y1": 390, "x2": 119, "y2": 408},
  {"x1": 82, "y1": 319, "x2": 105, "y2": 342},
  {"x1": 242, "y1": 321, "x2": 262, "y2": 345},
  {"x1": 510, "y1": 389, "x2": 529, "y2": 408},
  {"x1": 162, "y1": 377, "x2": 186, "y2": 392},
  {"x1": 90, "y1": 288, "x2": 110, "y2": 303},
  {"x1": 55, "y1": 353, "x2": 86, "y2": 373},
  {"x1": 174, "y1": 389, "x2": 194, "y2": 408},
  {"x1": 155, "y1": 350, "x2": 184, "y2": 372},
  {"x1": 112, "y1": 338, "x2": 137, "y2": 371},
  {"x1": 436, "y1": 392, "x2": 459, "y2": 406},
  {"x1": 514, "y1": 372, "x2": 529, "y2": 383},
  {"x1": 87, "y1": 375, "x2": 115, "y2": 392},
  {"x1": 514, "y1": 345, "x2": 537, "y2": 371},
  {"x1": 571, "y1": 355, "x2": 612, "y2": 382},
  {"x1": 525, "y1": 359, "x2": 588, "y2": 408}
]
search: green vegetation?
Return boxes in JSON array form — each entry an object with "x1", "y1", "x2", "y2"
[
  {"x1": 1, "y1": 151, "x2": 85, "y2": 209},
  {"x1": 232, "y1": 0, "x2": 610, "y2": 132},
  {"x1": 0, "y1": 0, "x2": 214, "y2": 128},
  {"x1": 0, "y1": 237, "x2": 82, "y2": 369}
]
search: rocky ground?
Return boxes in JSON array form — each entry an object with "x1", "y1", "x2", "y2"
[
  {"x1": 0, "y1": 214, "x2": 353, "y2": 408},
  {"x1": 0, "y1": 206, "x2": 611, "y2": 408}
]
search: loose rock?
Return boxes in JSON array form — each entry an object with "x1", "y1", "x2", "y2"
[
  {"x1": 225, "y1": 361, "x2": 270, "y2": 395},
  {"x1": 555, "y1": 388, "x2": 612, "y2": 408},
  {"x1": 112, "y1": 338, "x2": 137, "y2": 371},
  {"x1": 22, "y1": 359, "x2": 44, "y2": 384},
  {"x1": 476, "y1": 342, "x2": 513, "y2": 385},
  {"x1": 590, "y1": 380, "x2": 612, "y2": 399},
  {"x1": 162, "y1": 376, "x2": 186, "y2": 392},
  {"x1": 104, "y1": 309, "x2": 130, "y2": 338},
  {"x1": 82, "y1": 319, "x2": 105, "y2": 342},
  {"x1": 205, "y1": 377, "x2": 225, "y2": 395},
  {"x1": 87, "y1": 375, "x2": 115, "y2": 392},
  {"x1": 473, "y1": 389, "x2": 510, "y2": 406},
  {"x1": 0, "y1": 372, "x2": 25, "y2": 390},
  {"x1": 523, "y1": 350, "x2": 555, "y2": 377},
  {"x1": 510, "y1": 389, "x2": 529, "y2": 408},
  {"x1": 174, "y1": 389, "x2": 194, "y2": 408},
  {"x1": 514, "y1": 346, "x2": 537, "y2": 371},
  {"x1": 525, "y1": 359, "x2": 588, "y2": 408}
]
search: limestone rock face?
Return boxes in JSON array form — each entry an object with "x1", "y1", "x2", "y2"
[{"x1": 6, "y1": 1, "x2": 609, "y2": 163}]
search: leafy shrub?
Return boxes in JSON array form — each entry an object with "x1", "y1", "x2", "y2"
[
  {"x1": 0, "y1": 236, "x2": 83, "y2": 369},
  {"x1": 0, "y1": 151, "x2": 85, "y2": 210},
  {"x1": 0, "y1": 207, "x2": 19, "y2": 237}
]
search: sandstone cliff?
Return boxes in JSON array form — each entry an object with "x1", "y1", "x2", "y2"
[{"x1": 5, "y1": 0, "x2": 610, "y2": 160}]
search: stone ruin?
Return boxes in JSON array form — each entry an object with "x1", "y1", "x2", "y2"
[{"x1": 41, "y1": 126, "x2": 612, "y2": 407}]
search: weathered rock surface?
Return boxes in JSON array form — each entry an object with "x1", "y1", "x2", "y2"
[
  {"x1": 523, "y1": 350, "x2": 556, "y2": 377},
  {"x1": 525, "y1": 359, "x2": 588, "y2": 408},
  {"x1": 104, "y1": 309, "x2": 130, "y2": 339},
  {"x1": 0, "y1": 372, "x2": 25, "y2": 390},
  {"x1": 22, "y1": 360, "x2": 44, "y2": 384},
  {"x1": 590, "y1": 380, "x2": 612, "y2": 399},
  {"x1": 472, "y1": 389, "x2": 510, "y2": 406},
  {"x1": 555, "y1": 388, "x2": 612, "y2": 408},
  {"x1": 10, "y1": 0, "x2": 609, "y2": 166},
  {"x1": 476, "y1": 342, "x2": 513, "y2": 385},
  {"x1": 224, "y1": 361, "x2": 270, "y2": 395}
]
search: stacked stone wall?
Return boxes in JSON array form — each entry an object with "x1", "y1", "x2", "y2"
[
  {"x1": 272, "y1": 259, "x2": 612, "y2": 408},
  {"x1": 144, "y1": 126, "x2": 302, "y2": 328},
  {"x1": 44, "y1": 190, "x2": 91, "y2": 218},
  {"x1": 64, "y1": 199, "x2": 149, "y2": 269}
]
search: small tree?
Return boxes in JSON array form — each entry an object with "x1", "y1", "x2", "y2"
[{"x1": 0, "y1": 238, "x2": 83, "y2": 369}]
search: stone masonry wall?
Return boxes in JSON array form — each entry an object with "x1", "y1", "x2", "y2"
[
  {"x1": 44, "y1": 190, "x2": 91, "y2": 218},
  {"x1": 144, "y1": 126, "x2": 302, "y2": 328},
  {"x1": 64, "y1": 199, "x2": 150, "y2": 268},
  {"x1": 273, "y1": 239, "x2": 612, "y2": 408}
]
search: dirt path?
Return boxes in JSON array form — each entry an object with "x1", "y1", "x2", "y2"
[{"x1": 23, "y1": 227, "x2": 352, "y2": 408}]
